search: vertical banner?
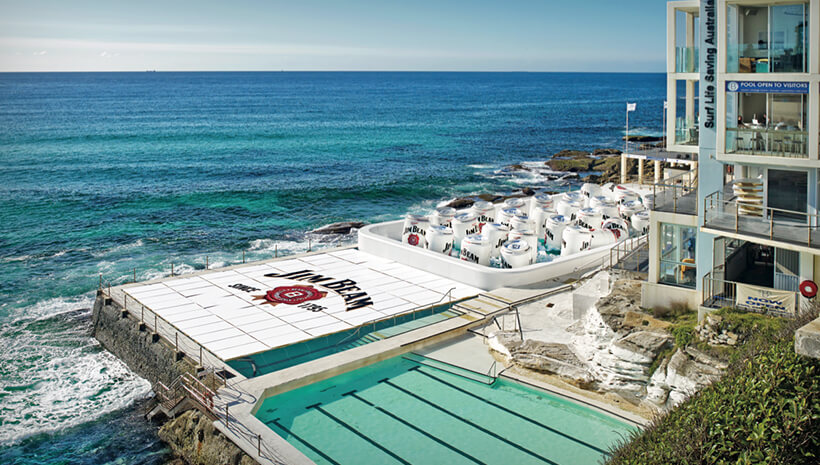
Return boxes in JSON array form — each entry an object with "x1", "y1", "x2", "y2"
[{"x1": 736, "y1": 283, "x2": 796, "y2": 315}]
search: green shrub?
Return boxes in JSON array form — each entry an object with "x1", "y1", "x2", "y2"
[{"x1": 606, "y1": 312, "x2": 820, "y2": 465}]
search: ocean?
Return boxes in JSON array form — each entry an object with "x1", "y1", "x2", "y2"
[{"x1": 0, "y1": 71, "x2": 664, "y2": 463}]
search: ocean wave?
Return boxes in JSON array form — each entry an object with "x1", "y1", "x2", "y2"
[
  {"x1": 90, "y1": 239, "x2": 145, "y2": 258},
  {"x1": 0, "y1": 306, "x2": 152, "y2": 447}
]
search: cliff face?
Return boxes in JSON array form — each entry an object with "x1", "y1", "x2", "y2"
[
  {"x1": 488, "y1": 274, "x2": 728, "y2": 412},
  {"x1": 91, "y1": 293, "x2": 258, "y2": 465},
  {"x1": 159, "y1": 410, "x2": 257, "y2": 465}
]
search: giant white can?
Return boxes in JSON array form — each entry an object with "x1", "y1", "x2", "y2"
[
  {"x1": 426, "y1": 225, "x2": 454, "y2": 256},
  {"x1": 402, "y1": 214, "x2": 429, "y2": 248},
  {"x1": 544, "y1": 214, "x2": 570, "y2": 252},
  {"x1": 483, "y1": 223, "x2": 510, "y2": 258},
  {"x1": 619, "y1": 200, "x2": 644, "y2": 221},
  {"x1": 460, "y1": 234, "x2": 491, "y2": 266},
  {"x1": 430, "y1": 207, "x2": 456, "y2": 228},
  {"x1": 602, "y1": 218, "x2": 629, "y2": 239},
  {"x1": 510, "y1": 212, "x2": 535, "y2": 232},
  {"x1": 496, "y1": 207, "x2": 521, "y2": 228},
  {"x1": 561, "y1": 224, "x2": 593, "y2": 256},
  {"x1": 530, "y1": 204, "x2": 553, "y2": 239},
  {"x1": 470, "y1": 201, "x2": 495, "y2": 231},
  {"x1": 590, "y1": 228, "x2": 619, "y2": 248},
  {"x1": 576, "y1": 207, "x2": 604, "y2": 230},
  {"x1": 509, "y1": 229, "x2": 538, "y2": 263},
  {"x1": 556, "y1": 197, "x2": 583, "y2": 221},
  {"x1": 631, "y1": 211, "x2": 651, "y2": 235},
  {"x1": 451, "y1": 212, "x2": 480, "y2": 248},
  {"x1": 529, "y1": 193, "x2": 554, "y2": 217},
  {"x1": 500, "y1": 240, "x2": 533, "y2": 269}
]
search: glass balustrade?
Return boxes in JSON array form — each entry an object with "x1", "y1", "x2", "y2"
[
  {"x1": 674, "y1": 117, "x2": 698, "y2": 146},
  {"x1": 725, "y1": 127, "x2": 807, "y2": 158},
  {"x1": 675, "y1": 46, "x2": 699, "y2": 73}
]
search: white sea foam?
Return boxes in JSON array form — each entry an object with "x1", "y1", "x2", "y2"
[
  {"x1": 90, "y1": 239, "x2": 145, "y2": 258},
  {"x1": 0, "y1": 299, "x2": 152, "y2": 446}
]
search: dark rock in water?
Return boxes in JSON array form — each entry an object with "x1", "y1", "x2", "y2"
[
  {"x1": 504, "y1": 163, "x2": 528, "y2": 171},
  {"x1": 552, "y1": 149, "x2": 590, "y2": 159},
  {"x1": 311, "y1": 221, "x2": 365, "y2": 235},
  {"x1": 623, "y1": 135, "x2": 662, "y2": 142},
  {"x1": 446, "y1": 197, "x2": 475, "y2": 209},
  {"x1": 593, "y1": 148, "x2": 622, "y2": 156},
  {"x1": 548, "y1": 158, "x2": 594, "y2": 172},
  {"x1": 521, "y1": 187, "x2": 536, "y2": 196},
  {"x1": 477, "y1": 193, "x2": 503, "y2": 203}
]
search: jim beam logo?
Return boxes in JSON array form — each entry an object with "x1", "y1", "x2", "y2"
[
  {"x1": 258, "y1": 269, "x2": 374, "y2": 312},
  {"x1": 403, "y1": 223, "x2": 427, "y2": 246}
]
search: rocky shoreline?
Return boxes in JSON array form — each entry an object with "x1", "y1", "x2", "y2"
[{"x1": 487, "y1": 271, "x2": 739, "y2": 413}]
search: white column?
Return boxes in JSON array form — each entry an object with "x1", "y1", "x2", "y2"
[
  {"x1": 638, "y1": 159, "x2": 645, "y2": 185},
  {"x1": 655, "y1": 160, "x2": 662, "y2": 184},
  {"x1": 621, "y1": 154, "x2": 628, "y2": 184}
]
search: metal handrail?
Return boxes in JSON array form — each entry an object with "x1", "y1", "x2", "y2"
[
  {"x1": 702, "y1": 272, "x2": 798, "y2": 318},
  {"x1": 651, "y1": 169, "x2": 697, "y2": 213},
  {"x1": 703, "y1": 189, "x2": 819, "y2": 247}
]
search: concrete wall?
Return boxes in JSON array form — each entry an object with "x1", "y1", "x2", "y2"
[
  {"x1": 91, "y1": 292, "x2": 259, "y2": 465},
  {"x1": 641, "y1": 281, "x2": 700, "y2": 311}
]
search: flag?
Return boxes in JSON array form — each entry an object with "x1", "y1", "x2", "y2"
[
  {"x1": 626, "y1": 103, "x2": 637, "y2": 112},
  {"x1": 663, "y1": 100, "x2": 668, "y2": 109}
]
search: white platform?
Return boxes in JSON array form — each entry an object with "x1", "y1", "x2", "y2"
[
  {"x1": 122, "y1": 248, "x2": 480, "y2": 361},
  {"x1": 358, "y1": 220, "x2": 625, "y2": 290}
]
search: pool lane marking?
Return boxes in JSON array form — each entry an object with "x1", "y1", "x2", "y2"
[
  {"x1": 341, "y1": 390, "x2": 488, "y2": 465},
  {"x1": 377, "y1": 378, "x2": 560, "y2": 465},
  {"x1": 306, "y1": 403, "x2": 412, "y2": 465},
  {"x1": 410, "y1": 367, "x2": 610, "y2": 455},
  {"x1": 267, "y1": 418, "x2": 342, "y2": 465}
]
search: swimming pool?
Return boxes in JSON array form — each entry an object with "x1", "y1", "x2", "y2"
[
  {"x1": 227, "y1": 305, "x2": 462, "y2": 378},
  {"x1": 255, "y1": 354, "x2": 635, "y2": 465}
]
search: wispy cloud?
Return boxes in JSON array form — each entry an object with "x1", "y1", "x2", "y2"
[{"x1": 0, "y1": 36, "x2": 540, "y2": 60}]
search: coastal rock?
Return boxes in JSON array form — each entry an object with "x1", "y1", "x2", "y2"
[
  {"x1": 547, "y1": 158, "x2": 594, "y2": 172},
  {"x1": 521, "y1": 187, "x2": 537, "y2": 196},
  {"x1": 311, "y1": 221, "x2": 365, "y2": 235},
  {"x1": 644, "y1": 347, "x2": 727, "y2": 410},
  {"x1": 592, "y1": 148, "x2": 622, "y2": 156},
  {"x1": 611, "y1": 331, "x2": 672, "y2": 365},
  {"x1": 158, "y1": 410, "x2": 257, "y2": 465},
  {"x1": 504, "y1": 164, "x2": 527, "y2": 171},
  {"x1": 552, "y1": 149, "x2": 591, "y2": 159},
  {"x1": 477, "y1": 193, "x2": 503, "y2": 203},
  {"x1": 696, "y1": 314, "x2": 742, "y2": 346},
  {"x1": 489, "y1": 331, "x2": 594, "y2": 387},
  {"x1": 622, "y1": 135, "x2": 662, "y2": 142},
  {"x1": 446, "y1": 197, "x2": 475, "y2": 209}
]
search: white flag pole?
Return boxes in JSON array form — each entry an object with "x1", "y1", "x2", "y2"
[{"x1": 625, "y1": 103, "x2": 629, "y2": 155}]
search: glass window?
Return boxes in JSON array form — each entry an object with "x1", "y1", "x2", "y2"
[
  {"x1": 659, "y1": 223, "x2": 697, "y2": 288},
  {"x1": 725, "y1": 92, "x2": 807, "y2": 158},
  {"x1": 674, "y1": 79, "x2": 699, "y2": 146},
  {"x1": 727, "y1": 2, "x2": 809, "y2": 74}
]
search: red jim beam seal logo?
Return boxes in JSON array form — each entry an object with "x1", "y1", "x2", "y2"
[
  {"x1": 407, "y1": 234, "x2": 420, "y2": 246},
  {"x1": 254, "y1": 285, "x2": 327, "y2": 306}
]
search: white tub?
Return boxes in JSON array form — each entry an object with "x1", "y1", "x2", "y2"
[{"x1": 358, "y1": 220, "x2": 625, "y2": 290}]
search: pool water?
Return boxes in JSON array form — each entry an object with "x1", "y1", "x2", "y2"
[
  {"x1": 227, "y1": 305, "x2": 462, "y2": 378},
  {"x1": 255, "y1": 355, "x2": 635, "y2": 465}
]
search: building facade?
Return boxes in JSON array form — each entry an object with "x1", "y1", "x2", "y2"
[{"x1": 643, "y1": 0, "x2": 820, "y2": 319}]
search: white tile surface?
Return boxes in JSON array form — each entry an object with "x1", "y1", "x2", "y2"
[{"x1": 123, "y1": 248, "x2": 479, "y2": 361}]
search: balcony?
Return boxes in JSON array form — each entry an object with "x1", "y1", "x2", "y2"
[
  {"x1": 675, "y1": 46, "x2": 699, "y2": 73},
  {"x1": 703, "y1": 190, "x2": 820, "y2": 251},
  {"x1": 675, "y1": 117, "x2": 698, "y2": 146},
  {"x1": 651, "y1": 169, "x2": 697, "y2": 216},
  {"x1": 725, "y1": 127, "x2": 808, "y2": 159},
  {"x1": 702, "y1": 272, "x2": 798, "y2": 318}
]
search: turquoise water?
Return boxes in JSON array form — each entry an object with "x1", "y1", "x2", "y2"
[
  {"x1": 228, "y1": 305, "x2": 462, "y2": 378},
  {"x1": 0, "y1": 71, "x2": 662, "y2": 462},
  {"x1": 256, "y1": 355, "x2": 634, "y2": 465}
]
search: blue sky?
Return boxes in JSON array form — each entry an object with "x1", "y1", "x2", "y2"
[{"x1": 0, "y1": 0, "x2": 666, "y2": 72}]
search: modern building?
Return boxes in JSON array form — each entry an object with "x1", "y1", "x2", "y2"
[{"x1": 643, "y1": 0, "x2": 820, "y2": 322}]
